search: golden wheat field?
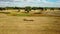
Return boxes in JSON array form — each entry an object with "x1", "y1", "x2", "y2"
[{"x1": 0, "y1": 14, "x2": 60, "y2": 34}]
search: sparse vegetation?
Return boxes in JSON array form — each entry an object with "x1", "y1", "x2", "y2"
[
  {"x1": 0, "y1": 7, "x2": 60, "y2": 16},
  {"x1": 25, "y1": 6, "x2": 31, "y2": 13},
  {"x1": 0, "y1": 6, "x2": 60, "y2": 34}
]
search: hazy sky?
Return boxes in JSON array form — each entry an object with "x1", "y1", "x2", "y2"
[{"x1": 0, "y1": 0, "x2": 60, "y2": 7}]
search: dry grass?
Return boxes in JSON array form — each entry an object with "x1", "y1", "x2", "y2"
[{"x1": 0, "y1": 14, "x2": 60, "y2": 34}]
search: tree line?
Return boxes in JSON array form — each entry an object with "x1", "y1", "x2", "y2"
[{"x1": 0, "y1": 6, "x2": 60, "y2": 13}]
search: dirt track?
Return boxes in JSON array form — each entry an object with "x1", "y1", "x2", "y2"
[{"x1": 0, "y1": 15, "x2": 60, "y2": 34}]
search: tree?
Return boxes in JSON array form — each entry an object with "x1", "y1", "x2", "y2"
[
  {"x1": 0, "y1": 8, "x2": 6, "y2": 11},
  {"x1": 14, "y1": 7, "x2": 20, "y2": 12},
  {"x1": 50, "y1": 8, "x2": 54, "y2": 11},
  {"x1": 25, "y1": 6, "x2": 31, "y2": 13},
  {"x1": 32, "y1": 7, "x2": 37, "y2": 10}
]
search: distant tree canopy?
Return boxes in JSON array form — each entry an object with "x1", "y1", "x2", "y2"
[
  {"x1": 0, "y1": 7, "x2": 60, "y2": 11},
  {"x1": 25, "y1": 6, "x2": 32, "y2": 13},
  {"x1": 32, "y1": 7, "x2": 43, "y2": 9},
  {"x1": 32, "y1": 7, "x2": 37, "y2": 9},
  {"x1": 0, "y1": 8, "x2": 6, "y2": 10}
]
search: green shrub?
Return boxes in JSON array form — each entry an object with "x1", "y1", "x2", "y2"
[
  {"x1": 34, "y1": 12, "x2": 42, "y2": 14},
  {"x1": 16, "y1": 13, "x2": 31, "y2": 16},
  {"x1": 0, "y1": 12, "x2": 10, "y2": 14},
  {"x1": 8, "y1": 12, "x2": 31, "y2": 16}
]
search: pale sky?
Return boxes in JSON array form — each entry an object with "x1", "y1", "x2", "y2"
[{"x1": 0, "y1": 0, "x2": 60, "y2": 7}]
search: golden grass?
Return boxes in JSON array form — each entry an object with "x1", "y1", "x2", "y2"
[{"x1": 0, "y1": 14, "x2": 60, "y2": 34}]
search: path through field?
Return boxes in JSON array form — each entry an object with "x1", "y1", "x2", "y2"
[{"x1": 0, "y1": 15, "x2": 60, "y2": 34}]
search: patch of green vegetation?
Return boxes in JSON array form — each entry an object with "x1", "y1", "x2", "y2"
[
  {"x1": 8, "y1": 12, "x2": 31, "y2": 16},
  {"x1": 0, "y1": 12, "x2": 10, "y2": 14},
  {"x1": 16, "y1": 13, "x2": 31, "y2": 16},
  {"x1": 34, "y1": 12, "x2": 42, "y2": 14}
]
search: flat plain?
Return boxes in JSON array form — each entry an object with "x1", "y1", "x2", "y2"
[{"x1": 0, "y1": 14, "x2": 60, "y2": 34}]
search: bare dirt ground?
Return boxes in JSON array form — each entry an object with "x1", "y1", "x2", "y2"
[{"x1": 0, "y1": 14, "x2": 60, "y2": 34}]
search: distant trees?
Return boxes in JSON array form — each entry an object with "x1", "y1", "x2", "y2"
[
  {"x1": 32, "y1": 7, "x2": 37, "y2": 10},
  {"x1": 25, "y1": 7, "x2": 44, "y2": 13},
  {"x1": 50, "y1": 8, "x2": 54, "y2": 11},
  {"x1": 0, "y1": 8, "x2": 6, "y2": 11},
  {"x1": 0, "y1": 7, "x2": 60, "y2": 13},
  {"x1": 58, "y1": 8, "x2": 60, "y2": 10},
  {"x1": 14, "y1": 7, "x2": 20, "y2": 12},
  {"x1": 25, "y1": 6, "x2": 31, "y2": 13}
]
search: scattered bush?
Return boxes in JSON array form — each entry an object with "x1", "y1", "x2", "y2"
[
  {"x1": 34, "y1": 12, "x2": 42, "y2": 14},
  {"x1": 0, "y1": 12, "x2": 10, "y2": 14},
  {"x1": 8, "y1": 12, "x2": 31, "y2": 16}
]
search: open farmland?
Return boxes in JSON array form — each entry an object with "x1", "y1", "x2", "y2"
[{"x1": 0, "y1": 14, "x2": 60, "y2": 34}]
